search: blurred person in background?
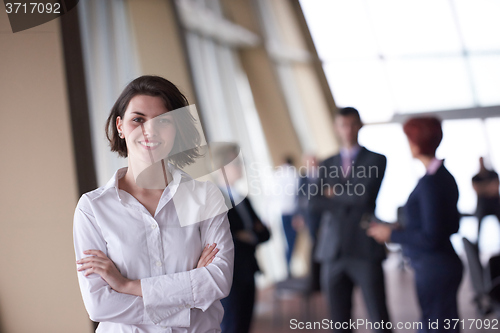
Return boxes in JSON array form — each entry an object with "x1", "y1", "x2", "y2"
[
  {"x1": 213, "y1": 143, "x2": 271, "y2": 333},
  {"x1": 274, "y1": 156, "x2": 299, "y2": 276},
  {"x1": 368, "y1": 116, "x2": 463, "y2": 333},
  {"x1": 472, "y1": 157, "x2": 500, "y2": 246},
  {"x1": 294, "y1": 153, "x2": 322, "y2": 290},
  {"x1": 295, "y1": 154, "x2": 322, "y2": 243},
  {"x1": 312, "y1": 107, "x2": 391, "y2": 332}
]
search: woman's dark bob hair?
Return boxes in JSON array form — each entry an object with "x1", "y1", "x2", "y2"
[{"x1": 105, "y1": 75, "x2": 202, "y2": 168}]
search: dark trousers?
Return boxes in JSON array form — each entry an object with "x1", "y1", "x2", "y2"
[
  {"x1": 321, "y1": 259, "x2": 392, "y2": 333},
  {"x1": 308, "y1": 210, "x2": 322, "y2": 291},
  {"x1": 282, "y1": 214, "x2": 296, "y2": 272},
  {"x1": 412, "y1": 254, "x2": 463, "y2": 333},
  {"x1": 220, "y1": 277, "x2": 255, "y2": 333}
]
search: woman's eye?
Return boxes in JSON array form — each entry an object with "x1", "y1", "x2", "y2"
[
  {"x1": 157, "y1": 118, "x2": 172, "y2": 124},
  {"x1": 132, "y1": 117, "x2": 144, "y2": 123}
]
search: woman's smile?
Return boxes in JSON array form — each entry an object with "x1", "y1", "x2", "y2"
[{"x1": 138, "y1": 139, "x2": 162, "y2": 149}]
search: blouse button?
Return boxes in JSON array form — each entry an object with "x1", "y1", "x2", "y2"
[
  {"x1": 156, "y1": 261, "x2": 162, "y2": 267},
  {"x1": 151, "y1": 224, "x2": 157, "y2": 229}
]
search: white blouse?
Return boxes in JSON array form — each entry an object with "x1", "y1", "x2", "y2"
[{"x1": 73, "y1": 165, "x2": 234, "y2": 333}]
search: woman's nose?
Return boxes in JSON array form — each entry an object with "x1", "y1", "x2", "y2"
[{"x1": 141, "y1": 119, "x2": 158, "y2": 136}]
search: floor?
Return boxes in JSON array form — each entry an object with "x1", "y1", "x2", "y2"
[{"x1": 250, "y1": 217, "x2": 500, "y2": 332}]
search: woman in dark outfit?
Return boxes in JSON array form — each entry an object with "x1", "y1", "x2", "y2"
[
  {"x1": 368, "y1": 117, "x2": 463, "y2": 333},
  {"x1": 222, "y1": 195, "x2": 270, "y2": 333},
  {"x1": 211, "y1": 144, "x2": 271, "y2": 333}
]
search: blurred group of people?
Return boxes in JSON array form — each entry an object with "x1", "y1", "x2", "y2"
[
  {"x1": 274, "y1": 154, "x2": 321, "y2": 278},
  {"x1": 221, "y1": 106, "x2": 500, "y2": 333},
  {"x1": 270, "y1": 107, "x2": 498, "y2": 333}
]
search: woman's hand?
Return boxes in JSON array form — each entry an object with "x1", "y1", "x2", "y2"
[
  {"x1": 77, "y1": 250, "x2": 142, "y2": 296},
  {"x1": 324, "y1": 186, "x2": 335, "y2": 198},
  {"x1": 366, "y1": 222, "x2": 392, "y2": 244},
  {"x1": 197, "y1": 243, "x2": 219, "y2": 268},
  {"x1": 292, "y1": 215, "x2": 306, "y2": 231}
]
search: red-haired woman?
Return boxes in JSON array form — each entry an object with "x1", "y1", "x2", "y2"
[{"x1": 368, "y1": 117, "x2": 463, "y2": 333}]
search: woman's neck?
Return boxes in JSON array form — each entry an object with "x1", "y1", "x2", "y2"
[
  {"x1": 121, "y1": 159, "x2": 171, "y2": 193},
  {"x1": 417, "y1": 155, "x2": 435, "y2": 169}
]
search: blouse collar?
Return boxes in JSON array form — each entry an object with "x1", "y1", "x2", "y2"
[
  {"x1": 426, "y1": 157, "x2": 443, "y2": 175},
  {"x1": 99, "y1": 162, "x2": 188, "y2": 200}
]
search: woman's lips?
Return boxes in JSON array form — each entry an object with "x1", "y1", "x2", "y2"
[{"x1": 138, "y1": 140, "x2": 161, "y2": 150}]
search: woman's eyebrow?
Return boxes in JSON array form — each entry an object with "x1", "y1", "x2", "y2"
[
  {"x1": 132, "y1": 111, "x2": 146, "y2": 116},
  {"x1": 157, "y1": 113, "x2": 172, "y2": 117}
]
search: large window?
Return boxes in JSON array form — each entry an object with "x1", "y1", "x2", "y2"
[
  {"x1": 300, "y1": 0, "x2": 500, "y2": 122},
  {"x1": 300, "y1": 0, "x2": 500, "y2": 253}
]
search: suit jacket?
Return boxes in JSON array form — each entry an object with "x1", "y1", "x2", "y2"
[
  {"x1": 227, "y1": 197, "x2": 270, "y2": 283},
  {"x1": 391, "y1": 163, "x2": 460, "y2": 260},
  {"x1": 312, "y1": 147, "x2": 387, "y2": 263}
]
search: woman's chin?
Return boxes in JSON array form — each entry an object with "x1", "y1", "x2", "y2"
[{"x1": 129, "y1": 147, "x2": 170, "y2": 163}]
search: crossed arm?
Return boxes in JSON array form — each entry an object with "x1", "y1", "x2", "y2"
[
  {"x1": 76, "y1": 244, "x2": 220, "y2": 297},
  {"x1": 73, "y1": 196, "x2": 234, "y2": 327}
]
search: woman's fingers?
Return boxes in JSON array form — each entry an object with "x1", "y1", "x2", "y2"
[
  {"x1": 77, "y1": 257, "x2": 107, "y2": 272},
  {"x1": 198, "y1": 244, "x2": 209, "y2": 260},
  {"x1": 77, "y1": 259, "x2": 106, "y2": 270},
  {"x1": 77, "y1": 256, "x2": 105, "y2": 264},
  {"x1": 197, "y1": 243, "x2": 218, "y2": 268},
  {"x1": 82, "y1": 266, "x2": 108, "y2": 277},
  {"x1": 79, "y1": 263, "x2": 103, "y2": 273},
  {"x1": 201, "y1": 243, "x2": 216, "y2": 257},
  {"x1": 83, "y1": 249, "x2": 106, "y2": 258},
  {"x1": 201, "y1": 243, "x2": 216, "y2": 259},
  {"x1": 208, "y1": 248, "x2": 219, "y2": 262},
  {"x1": 204, "y1": 247, "x2": 219, "y2": 266},
  {"x1": 82, "y1": 267, "x2": 96, "y2": 277},
  {"x1": 77, "y1": 252, "x2": 114, "y2": 275},
  {"x1": 201, "y1": 248, "x2": 219, "y2": 267},
  {"x1": 76, "y1": 250, "x2": 133, "y2": 294},
  {"x1": 366, "y1": 225, "x2": 389, "y2": 243}
]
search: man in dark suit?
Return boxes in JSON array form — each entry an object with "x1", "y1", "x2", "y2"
[{"x1": 312, "y1": 107, "x2": 391, "y2": 332}]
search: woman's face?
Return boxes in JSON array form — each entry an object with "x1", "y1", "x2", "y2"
[
  {"x1": 116, "y1": 95, "x2": 176, "y2": 164},
  {"x1": 408, "y1": 139, "x2": 420, "y2": 158}
]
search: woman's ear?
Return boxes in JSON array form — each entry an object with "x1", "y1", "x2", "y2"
[{"x1": 116, "y1": 116, "x2": 123, "y2": 135}]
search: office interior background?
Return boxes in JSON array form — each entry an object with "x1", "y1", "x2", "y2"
[{"x1": 0, "y1": 0, "x2": 499, "y2": 332}]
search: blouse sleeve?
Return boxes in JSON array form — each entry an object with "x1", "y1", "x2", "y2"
[
  {"x1": 390, "y1": 177, "x2": 450, "y2": 250},
  {"x1": 73, "y1": 196, "x2": 151, "y2": 325},
  {"x1": 140, "y1": 183, "x2": 235, "y2": 327}
]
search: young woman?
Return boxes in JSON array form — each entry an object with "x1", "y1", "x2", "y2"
[
  {"x1": 73, "y1": 75, "x2": 234, "y2": 333},
  {"x1": 368, "y1": 117, "x2": 463, "y2": 333}
]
